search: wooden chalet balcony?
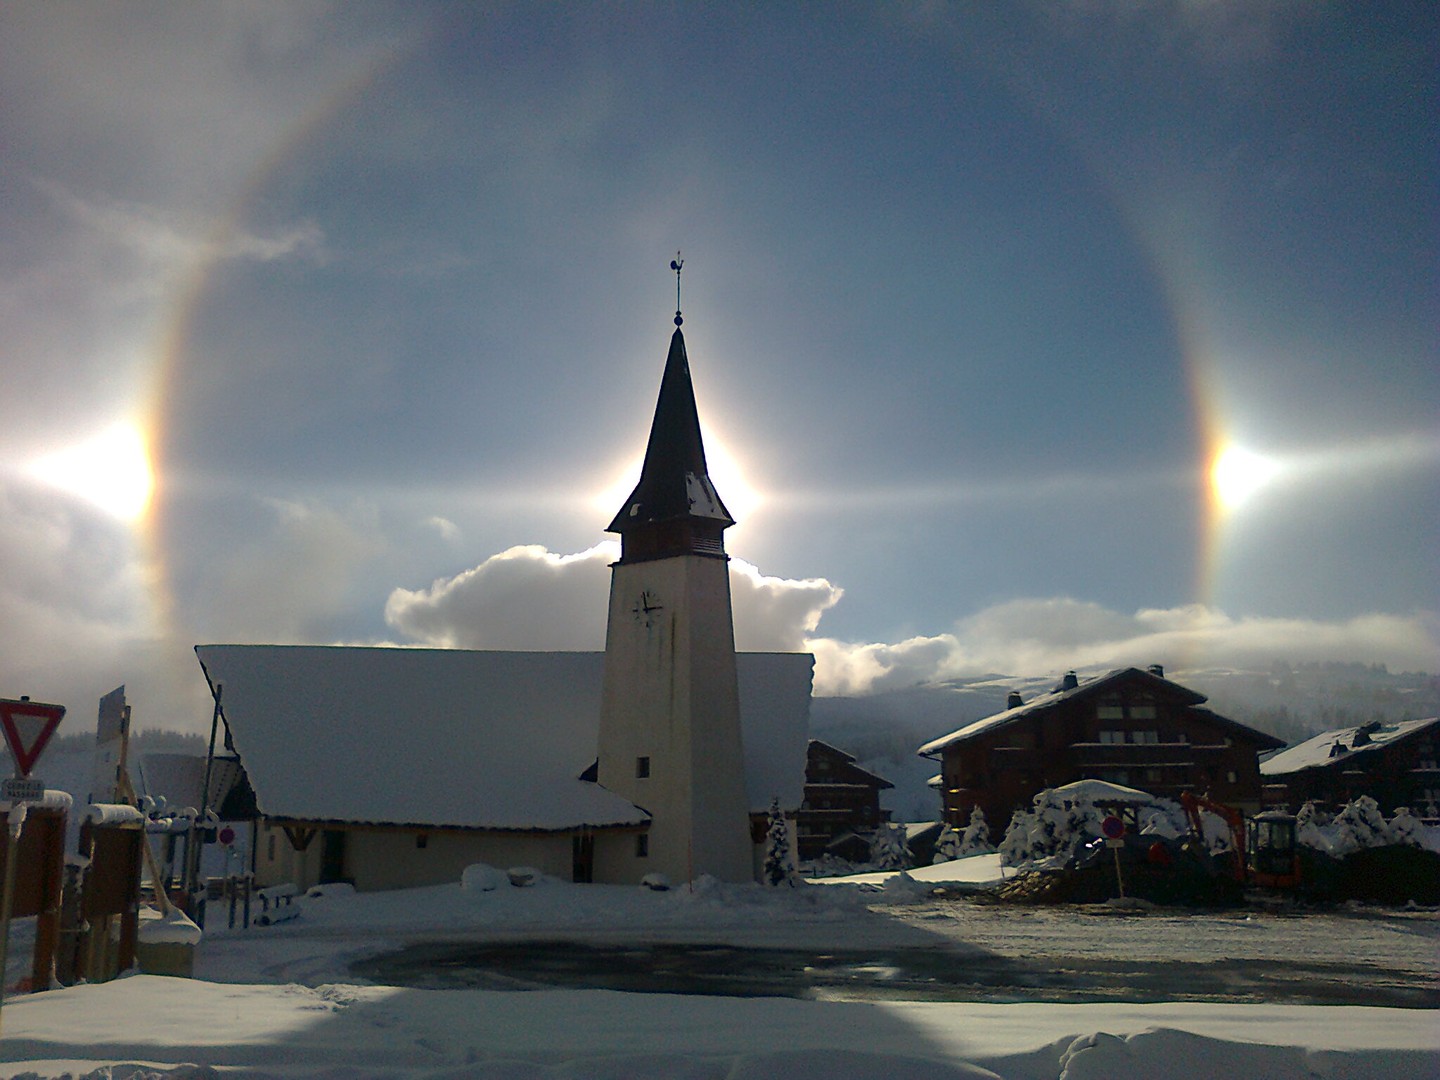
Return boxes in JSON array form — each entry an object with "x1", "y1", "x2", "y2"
[{"x1": 1069, "y1": 742, "x2": 1231, "y2": 767}]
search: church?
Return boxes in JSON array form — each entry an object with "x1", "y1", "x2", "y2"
[{"x1": 194, "y1": 299, "x2": 813, "y2": 891}]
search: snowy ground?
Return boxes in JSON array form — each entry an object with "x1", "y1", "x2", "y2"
[{"x1": 2, "y1": 856, "x2": 1437, "y2": 1078}]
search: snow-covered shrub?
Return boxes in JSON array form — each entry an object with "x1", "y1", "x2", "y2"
[
  {"x1": 461, "y1": 863, "x2": 506, "y2": 891},
  {"x1": 1329, "y1": 796, "x2": 1393, "y2": 856},
  {"x1": 1136, "y1": 801, "x2": 1187, "y2": 840},
  {"x1": 957, "y1": 806, "x2": 997, "y2": 856},
  {"x1": 931, "y1": 824, "x2": 961, "y2": 864},
  {"x1": 998, "y1": 804, "x2": 1036, "y2": 867},
  {"x1": 505, "y1": 866, "x2": 546, "y2": 887},
  {"x1": 640, "y1": 872, "x2": 670, "y2": 891},
  {"x1": 1387, "y1": 808, "x2": 1428, "y2": 849},
  {"x1": 868, "y1": 822, "x2": 910, "y2": 870},
  {"x1": 763, "y1": 798, "x2": 797, "y2": 886}
]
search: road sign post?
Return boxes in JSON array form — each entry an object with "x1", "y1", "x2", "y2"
[
  {"x1": 0, "y1": 696, "x2": 62, "y2": 1035},
  {"x1": 1101, "y1": 815, "x2": 1127, "y2": 899}
]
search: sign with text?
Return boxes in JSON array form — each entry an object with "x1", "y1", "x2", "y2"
[
  {"x1": 0, "y1": 777, "x2": 44, "y2": 802},
  {"x1": 0, "y1": 698, "x2": 65, "y2": 777},
  {"x1": 90, "y1": 685, "x2": 129, "y2": 803}
]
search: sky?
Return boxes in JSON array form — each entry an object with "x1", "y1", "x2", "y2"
[{"x1": 1, "y1": 2, "x2": 1436, "y2": 735}]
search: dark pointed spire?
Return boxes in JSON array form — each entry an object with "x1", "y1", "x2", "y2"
[{"x1": 607, "y1": 324, "x2": 733, "y2": 562}]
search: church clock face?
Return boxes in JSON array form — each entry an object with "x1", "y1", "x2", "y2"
[{"x1": 631, "y1": 589, "x2": 663, "y2": 627}]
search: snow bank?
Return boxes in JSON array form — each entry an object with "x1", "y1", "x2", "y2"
[
  {"x1": 136, "y1": 907, "x2": 202, "y2": 946},
  {"x1": 1, "y1": 978, "x2": 1434, "y2": 1080}
]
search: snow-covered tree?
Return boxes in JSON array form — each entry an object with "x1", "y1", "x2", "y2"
[
  {"x1": 1387, "y1": 807, "x2": 1427, "y2": 848},
  {"x1": 762, "y1": 798, "x2": 796, "y2": 886},
  {"x1": 868, "y1": 822, "x2": 910, "y2": 870},
  {"x1": 1330, "y1": 795, "x2": 1393, "y2": 855},
  {"x1": 999, "y1": 807, "x2": 1033, "y2": 867},
  {"x1": 957, "y1": 806, "x2": 996, "y2": 856},
  {"x1": 931, "y1": 823, "x2": 962, "y2": 864}
]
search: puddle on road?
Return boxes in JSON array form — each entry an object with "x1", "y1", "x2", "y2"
[{"x1": 350, "y1": 940, "x2": 1438, "y2": 1006}]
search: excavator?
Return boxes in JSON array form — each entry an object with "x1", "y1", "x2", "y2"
[{"x1": 1179, "y1": 792, "x2": 1301, "y2": 890}]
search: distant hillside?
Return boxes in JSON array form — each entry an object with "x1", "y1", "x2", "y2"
[{"x1": 812, "y1": 662, "x2": 1440, "y2": 822}]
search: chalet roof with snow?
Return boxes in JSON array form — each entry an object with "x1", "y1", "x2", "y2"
[
  {"x1": 195, "y1": 645, "x2": 812, "y2": 832},
  {"x1": 806, "y1": 739, "x2": 894, "y2": 790},
  {"x1": 1260, "y1": 716, "x2": 1440, "y2": 777},
  {"x1": 917, "y1": 666, "x2": 1283, "y2": 758}
]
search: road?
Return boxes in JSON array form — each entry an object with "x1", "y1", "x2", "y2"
[{"x1": 351, "y1": 896, "x2": 1440, "y2": 1007}]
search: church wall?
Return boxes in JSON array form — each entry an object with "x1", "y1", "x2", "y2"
[
  {"x1": 595, "y1": 554, "x2": 751, "y2": 885},
  {"x1": 345, "y1": 830, "x2": 572, "y2": 892},
  {"x1": 254, "y1": 821, "x2": 576, "y2": 892}
]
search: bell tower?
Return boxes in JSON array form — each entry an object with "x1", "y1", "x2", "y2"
[{"x1": 593, "y1": 265, "x2": 753, "y2": 884}]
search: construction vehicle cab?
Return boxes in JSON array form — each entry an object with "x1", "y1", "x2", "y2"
[{"x1": 1248, "y1": 810, "x2": 1301, "y2": 889}]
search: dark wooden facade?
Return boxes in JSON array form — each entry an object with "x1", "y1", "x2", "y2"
[
  {"x1": 920, "y1": 667, "x2": 1284, "y2": 838},
  {"x1": 1261, "y1": 717, "x2": 1440, "y2": 820},
  {"x1": 795, "y1": 740, "x2": 892, "y2": 860}
]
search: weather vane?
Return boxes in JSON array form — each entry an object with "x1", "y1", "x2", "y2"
[{"x1": 670, "y1": 251, "x2": 683, "y2": 326}]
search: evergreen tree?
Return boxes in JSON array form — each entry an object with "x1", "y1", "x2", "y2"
[
  {"x1": 868, "y1": 821, "x2": 910, "y2": 870},
  {"x1": 932, "y1": 823, "x2": 962, "y2": 864},
  {"x1": 763, "y1": 797, "x2": 796, "y2": 886},
  {"x1": 1388, "y1": 807, "x2": 1426, "y2": 848},
  {"x1": 957, "y1": 805, "x2": 996, "y2": 856},
  {"x1": 999, "y1": 806, "x2": 1035, "y2": 867}
]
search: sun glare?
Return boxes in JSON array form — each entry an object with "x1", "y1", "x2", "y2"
[
  {"x1": 28, "y1": 422, "x2": 155, "y2": 522},
  {"x1": 590, "y1": 439, "x2": 763, "y2": 528},
  {"x1": 1210, "y1": 442, "x2": 1281, "y2": 516}
]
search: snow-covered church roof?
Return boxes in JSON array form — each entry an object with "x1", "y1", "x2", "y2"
[{"x1": 195, "y1": 645, "x2": 812, "y2": 832}]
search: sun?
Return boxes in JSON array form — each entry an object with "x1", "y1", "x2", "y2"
[
  {"x1": 590, "y1": 437, "x2": 764, "y2": 528},
  {"x1": 1210, "y1": 442, "x2": 1282, "y2": 517},
  {"x1": 27, "y1": 422, "x2": 155, "y2": 522}
]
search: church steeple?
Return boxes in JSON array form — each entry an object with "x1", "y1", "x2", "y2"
[{"x1": 607, "y1": 325, "x2": 733, "y2": 563}]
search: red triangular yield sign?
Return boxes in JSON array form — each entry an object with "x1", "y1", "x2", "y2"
[{"x1": 0, "y1": 698, "x2": 66, "y2": 777}]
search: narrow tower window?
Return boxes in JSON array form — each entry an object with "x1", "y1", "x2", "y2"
[
  {"x1": 636, "y1": 834, "x2": 649, "y2": 857},
  {"x1": 636, "y1": 755, "x2": 651, "y2": 778}
]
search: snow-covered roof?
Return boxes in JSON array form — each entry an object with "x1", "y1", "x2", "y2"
[
  {"x1": 1050, "y1": 779, "x2": 1156, "y2": 805},
  {"x1": 1260, "y1": 716, "x2": 1439, "y2": 777},
  {"x1": 194, "y1": 645, "x2": 812, "y2": 832},
  {"x1": 917, "y1": 667, "x2": 1277, "y2": 757}
]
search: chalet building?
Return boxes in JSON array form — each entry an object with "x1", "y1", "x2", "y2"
[
  {"x1": 1260, "y1": 716, "x2": 1440, "y2": 821},
  {"x1": 918, "y1": 666, "x2": 1284, "y2": 837},
  {"x1": 794, "y1": 740, "x2": 892, "y2": 861}
]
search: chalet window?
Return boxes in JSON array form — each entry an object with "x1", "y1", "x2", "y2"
[
  {"x1": 1130, "y1": 702, "x2": 1156, "y2": 720},
  {"x1": 636, "y1": 756, "x2": 650, "y2": 778},
  {"x1": 1145, "y1": 768, "x2": 1163, "y2": 783},
  {"x1": 1099, "y1": 730, "x2": 1125, "y2": 744},
  {"x1": 267, "y1": 832, "x2": 276, "y2": 861},
  {"x1": 1226, "y1": 771, "x2": 1237, "y2": 784},
  {"x1": 1097, "y1": 701, "x2": 1124, "y2": 720},
  {"x1": 636, "y1": 834, "x2": 649, "y2": 857},
  {"x1": 1134, "y1": 730, "x2": 1160, "y2": 744}
]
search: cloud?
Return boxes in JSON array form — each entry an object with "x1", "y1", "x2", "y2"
[
  {"x1": 423, "y1": 516, "x2": 460, "y2": 543},
  {"x1": 34, "y1": 180, "x2": 325, "y2": 300},
  {"x1": 805, "y1": 599, "x2": 1440, "y2": 696},
  {"x1": 384, "y1": 544, "x2": 844, "y2": 654},
  {"x1": 384, "y1": 544, "x2": 1435, "y2": 694}
]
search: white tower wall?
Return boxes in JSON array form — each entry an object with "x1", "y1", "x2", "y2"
[{"x1": 593, "y1": 554, "x2": 753, "y2": 884}]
